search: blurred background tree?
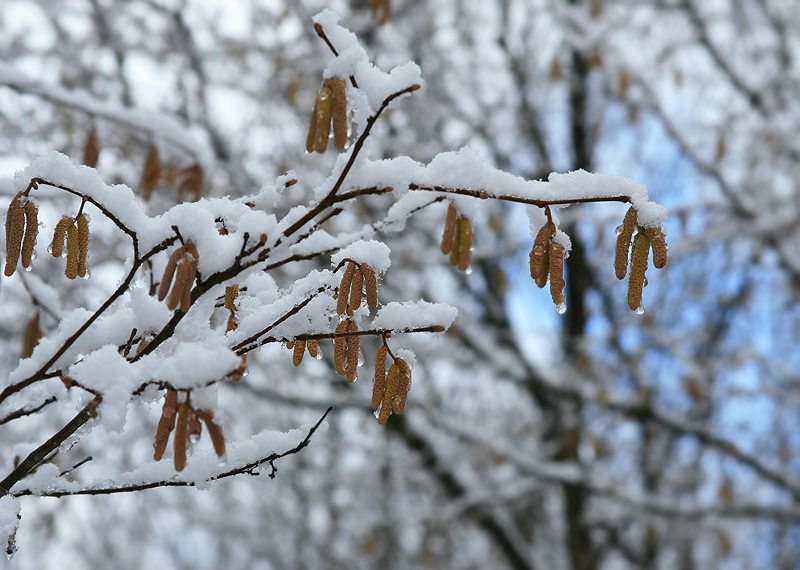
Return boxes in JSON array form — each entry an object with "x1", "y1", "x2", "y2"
[{"x1": 0, "y1": 0, "x2": 799, "y2": 568}]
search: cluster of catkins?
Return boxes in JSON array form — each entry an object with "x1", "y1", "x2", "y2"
[
  {"x1": 529, "y1": 219, "x2": 567, "y2": 310},
  {"x1": 440, "y1": 202, "x2": 474, "y2": 271},
  {"x1": 614, "y1": 206, "x2": 668, "y2": 311},
  {"x1": 4, "y1": 191, "x2": 91, "y2": 279},
  {"x1": 153, "y1": 391, "x2": 226, "y2": 472},
  {"x1": 157, "y1": 240, "x2": 198, "y2": 313},
  {"x1": 306, "y1": 77, "x2": 349, "y2": 153}
]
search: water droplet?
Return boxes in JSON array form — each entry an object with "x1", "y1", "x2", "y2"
[
  {"x1": 636, "y1": 305, "x2": 645, "y2": 315},
  {"x1": 61, "y1": 251, "x2": 67, "y2": 259},
  {"x1": 6, "y1": 551, "x2": 14, "y2": 560},
  {"x1": 189, "y1": 434, "x2": 200, "y2": 444},
  {"x1": 615, "y1": 225, "x2": 623, "y2": 236},
  {"x1": 82, "y1": 269, "x2": 91, "y2": 279},
  {"x1": 465, "y1": 266, "x2": 473, "y2": 275},
  {"x1": 315, "y1": 350, "x2": 323, "y2": 360},
  {"x1": 30, "y1": 250, "x2": 37, "y2": 261},
  {"x1": 241, "y1": 368, "x2": 249, "y2": 377},
  {"x1": 217, "y1": 453, "x2": 227, "y2": 467},
  {"x1": 46, "y1": 244, "x2": 53, "y2": 254},
  {"x1": 357, "y1": 351, "x2": 365, "y2": 367},
  {"x1": 24, "y1": 264, "x2": 33, "y2": 272},
  {"x1": 556, "y1": 301, "x2": 567, "y2": 315},
  {"x1": 373, "y1": 409, "x2": 380, "y2": 419}
]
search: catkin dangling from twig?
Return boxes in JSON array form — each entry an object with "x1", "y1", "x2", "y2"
[
  {"x1": 645, "y1": 227, "x2": 668, "y2": 269},
  {"x1": 457, "y1": 218, "x2": 474, "y2": 271},
  {"x1": 441, "y1": 203, "x2": 458, "y2": 254},
  {"x1": 293, "y1": 340, "x2": 306, "y2": 366},
  {"x1": 333, "y1": 319, "x2": 348, "y2": 376},
  {"x1": 21, "y1": 312, "x2": 42, "y2": 359},
  {"x1": 306, "y1": 339, "x2": 319, "y2": 358},
  {"x1": 20, "y1": 201, "x2": 38, "y2": 269},
  {"x1": 348, "y1": 264, "x2": 363, "y2": 315},
  {"x1": 4, "y1": 195, "x2": 26, "y2": 277},
  {"x1": 345, "y1": 318, "x2": 360, "y2": 383},
  {"x1": 154, "y1": 390, "x2": 179, "y2": 461},
  {"x1": 194, "y1": 409, "x2": 226, "y2": 458},
  {"x1": 173, "y1": 401, "x2": 190, "y2": 472},
  {"x1": 158, "y1": 246, "x2": 185, "y2": 302},
  {"x1": 614, "y1": 206, "x2": 637, "y2": 280},
  {"x1": 362, "y1": 265, "x2": 379, "y2": 309},
  {"x1": 50, "y1": 216, "x2": 73, "y2": 259},
  {"x1": 529, "y1": 221, "x2": 555, "y2": 281},
  {"x1": 393, "y1": 358, "x2": 411, "y2": 414},
  {"x1": 313, "y1": 84, "x2": 333, "y2": 153},
  {"x1": 83, "y1": 127, "x2": 100, "y2": 168},
  {"x1": 65, "y1": 224, "x2": 79, "y2": 280},
  {"x1": 329, "y1": 78, "x2": 348, "y2": 150},
  {"x1": 167, "y1": 257, "x2": 192, "y2": 311},
  {"x1": 141, "y1": 144, "x2": 162, "y2": 200},
  {"x1": 372, "y1": 345, "x2": 388, "y2": 409},
  {"x1": 627, "y1": 231, "x2": 650, "y2": 311},
  {"x1": 549, "y1": 241, "x2": 566, "y2": 307},
  {"x1": 337, "y1": 262, "x2": 355, "y2": 315},
  {"x1": 76, "y1": 213, "x2": 89, "y2": 278},
  {"x1": 378, "y1": 363, "x2": 400, "y2": 425}
]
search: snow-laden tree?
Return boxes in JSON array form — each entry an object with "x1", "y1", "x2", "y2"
[{"x1": 0, "y1": 1, "x2": 798, "y2": 569}]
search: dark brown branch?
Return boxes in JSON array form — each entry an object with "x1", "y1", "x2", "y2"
[
  {"x1": 408, "y1": 183, "x2": 631, "y2": 208},
  {"x1": 0, "y1": 397, "x2": 101, "y2": 495},
  {"x1": 13, "y1": 407, "x2": 332, "y2": 498},
  {"x1": 0, "y1": 397, "x2": 57, "y2": 426}
]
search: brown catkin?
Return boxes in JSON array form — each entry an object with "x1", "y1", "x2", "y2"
[
  {"x1": 329, "y1": 78, "x2": 348, "y2": 150},
  {"x1": 158, "y1": 247, "x2": 184, "y2": 301},
  {"x1": 21, "y1": 312, "x2": 42, "y2": 359},
  {"x1": 286, "y1": 340, "x2": 295, "y2": 350},
  {"x1": 224, "y1": 284, "x2": 239, "y2": 310},
  {"x1": 393, "y1": 358, "x2": 411, "y2": 414},
  {"x1": 4, "y1": 206, "x2": 24, "y2": 276},
  {"x1": 83, "y1": 127, "x2": 100, "y2": 168},
  {"x1": 76, "y1": 213, "x2": 89, "y2": 278},
  {"x1": 305, "y1": 94, "x2": 320, "y2": 153},
  {"x1": 154, "y1": 391, "x2": 179, "y2": 461},
  {"x1": 195, "y1": 409, "x2": 226, "y2": 457},
  {"x1": 293, "y1": 340, "x2": 306, "y2": 366},
  {"x1": 187, "y1": 408, "x2": 202, "y2": 444},
  {"x1": 372, "y1": 345, "x2": 388, "y2": 408},
  {"x1": 378, "y1": 363, "x2": 400, "y2": 424},
  {"x1": 535, "y1": 241, "x2": 551, "y2": 289},
  {"x1": 333, "y1": 320, "x2": 348, "y2": 376},
  {"x1": 306, "y1": 339, "x2": 318, "y2": 358},
  {"x1": 441, "y1": 203, "x2": 458, "y2": 254},
  {"x1": 529, "y1": 221, "x2": 555, "y2": 280},
  {"x1": 314, "y1": 85, "x2": 333, "y2": 153},
  {"x1": 457, "y1": 218, "x2": 473, "y2": 271},
  {"x1": 65, "y1": 224, "x2": 79, "y2": 280},
  {"x1": 173, "y1": 401, "x2": 190, "y2": 471},
  {"x1": 180, "y1": 254, "x2": 197, "y2": 313},
  {"x1": 345, "y1": 319, "x2": 359, "y2": 383},
  {"x1": 348, "y1": 265, "x2": 363, "y2": 315},
  {"x1": 337, "y1": 262, "x2": 355, "y2": 315},
  {"x1": 549, "y1": 241, "x2": 566, "y2": 307},
  {"x1": 614, "y1": 207, "x2": 638, "y2": 280},
  {"x1": 20, "y1": 201, "x2": 38, "y2": 269},
  {"x1": 167, "y1": 257, "x2": 192, "y2": 311},
  {"x1": 627, "y1": 231, "x2": 650, "y2": 311},
  {"x1": 50, "y1": 216, "x2": 73, "y2": 258},
  {"x1": 362, "y1": 265, "x2": 378, "y2": 309},
  {"x1": 645, "y1": 227, "x2": 668, "y2": 269},
  {"x1": 449, "y1": 214, "x2": 462, "y2": 266},
  {"x1": 141, "y1": 144, "x2": 161, "y2": 200}
]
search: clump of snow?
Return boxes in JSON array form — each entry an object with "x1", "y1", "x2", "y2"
[
  {"x1": 372, "y1": 301, "x2": 458, "y2": 332},
  {"x1": 331, "y1": 240, "x2": 391, "y2": 273},
  {"x1": 0, "y1": 496, "x2": 20, "y2": 558}
]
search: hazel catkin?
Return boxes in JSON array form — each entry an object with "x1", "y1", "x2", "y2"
[
  {"x1": 441, "y1": 203, "x2": 458, "y2": 255},
  {"x1": 50, "y1": 216, "x2": 73, "y2": 259},
  {"x1": 614, "y1": 207, "x2": 637, "y2": 280},
  {"x1": 154, "y1": 390, "x2": 179, "y2": 461},
  {"x1": 64, "y1": 224, "x2": 79, "y2": 280},
  {"x1": 345, "y1": 318, "x2": 360, "y2": 383},
  {"x1": 348, "y1": 264, "x2": 363, "y2": 315},
  {"x1": 158, "y1": 247, "x2": 184, "y2": 302},
  {"x1": 333, "y1": 320, "x2": 348, "y2": 376},
  {"x1": 549, "y1": 241, "x2": 566, "y2": 308},
  {"x1": 173, "y1": 401, "x2": 190, "y2": 472},
  {"x1": 20, "y1": 201, "x2": 38, "y2": 269},
  {"x1": 457, "y1": 218, "x2": 473, "y2": 271},
  {"x1": 645, "y1": 227, "x2": 668, "y2": 269},
  {"x1": 293, "y1": 340, "x2": 306, "y2": 366},
  {"x1": 372, "y1": 345, "x2": 388, "y2": 409},
  {"x1": 529, "y1": 221, "x2": 555, "y2": 281},
  {"x1": 378, "y1": 363, "x2": 400, "y2": 425},
  {"x1": 329, "y1": 78, "x2": 348, "y2": 150},
  {"x1": 76, "y1": 213, "x2": 89, "y2": 278},
  {"x1": 337, "y1": 262, "x2": 355, "y2": 315},
  {"x1": 393, "y1": 358, "x2": 411, "y2": 414},
  {"x1": 313, "y1": 84, "x2": 333, "y2": 153},
  {"x1": 4, "y1": 206, "x2": 24, "y2": 277},
  {"x1": 362, "y1": 265, "x2": 379, "y2": 310},
  {"x1": 627, "y1": 231, "x2": 650, "y2": 311}
]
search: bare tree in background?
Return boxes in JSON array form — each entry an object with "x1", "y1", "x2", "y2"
[{"x1": 0, "y1": 1, "x2": 798, "y2": 569}]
